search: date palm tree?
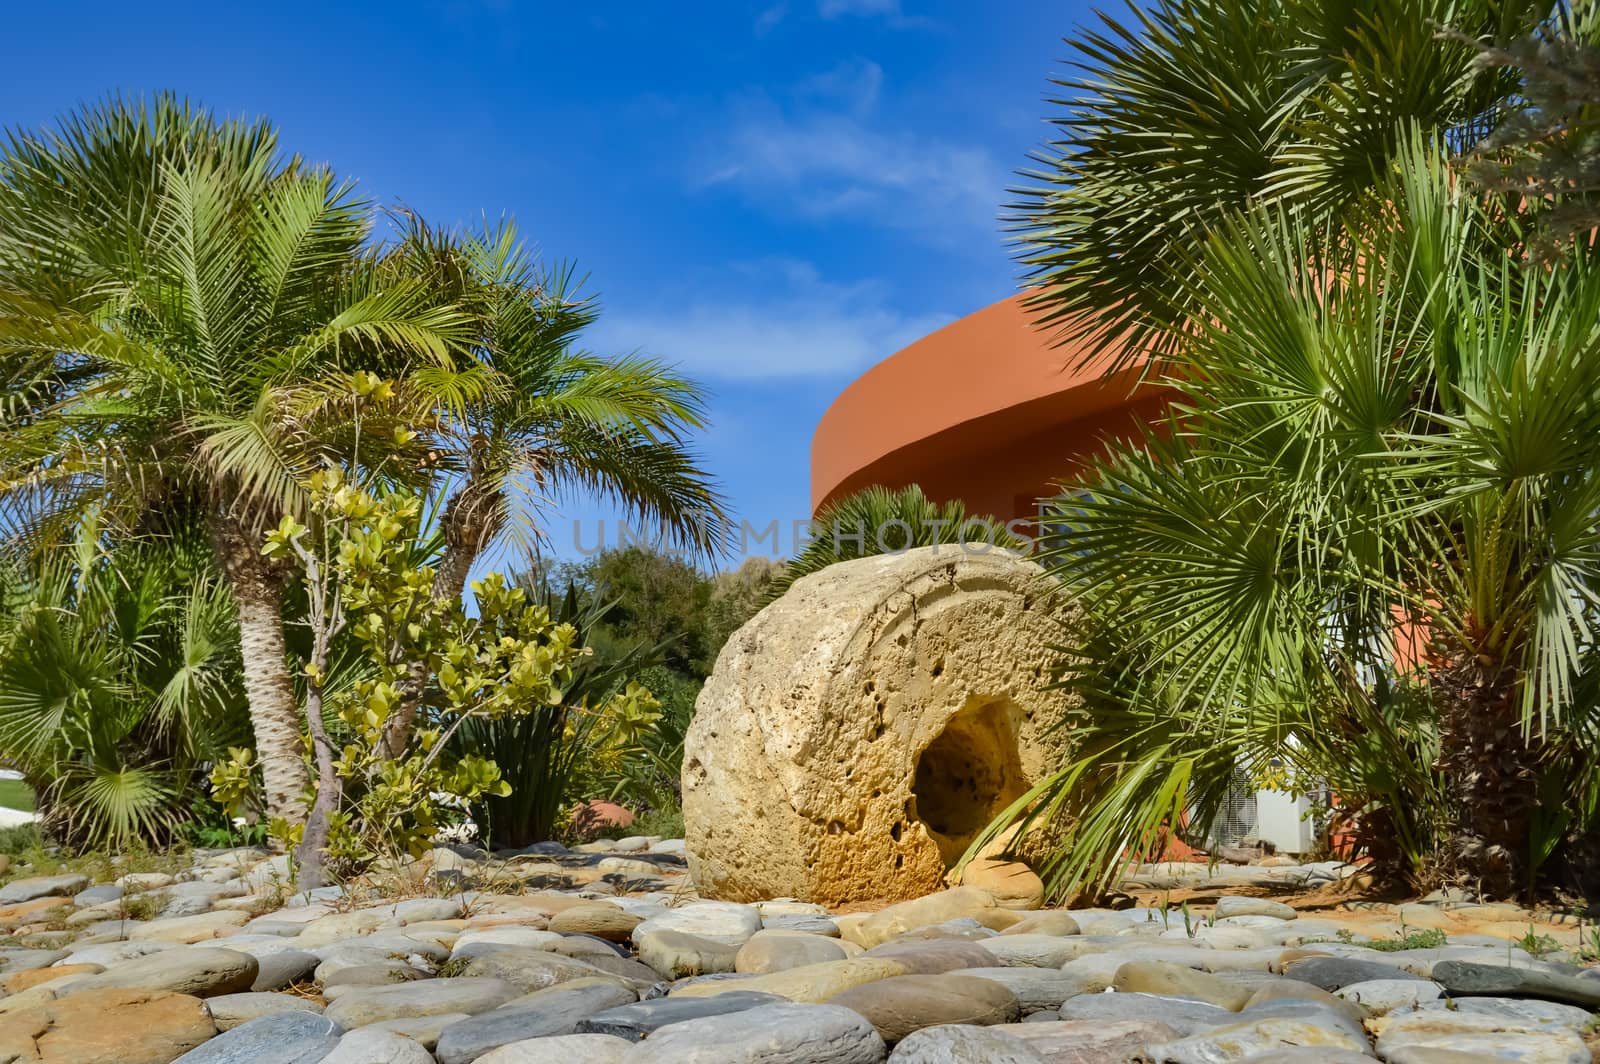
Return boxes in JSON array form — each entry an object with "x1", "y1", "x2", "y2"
[
  {"x1": 0, "y1": 97, "x2": 471, "y2": 820},
  {"x1": 375, "y1": 221, "x2": 729, "y2": 753}
]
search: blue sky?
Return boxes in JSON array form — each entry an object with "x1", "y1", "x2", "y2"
[{"x1": 1, "y1": 0, "x2": 1099, "y2": 570}]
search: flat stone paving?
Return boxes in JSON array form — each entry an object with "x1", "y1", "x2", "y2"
[{"x1": 0, "y1": 843, "x2": 1595, "y2": 1062}]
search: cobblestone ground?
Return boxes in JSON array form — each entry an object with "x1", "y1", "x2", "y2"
[{"x1": 0, "y1": 842, "x2": 1594, "y2": 1063}]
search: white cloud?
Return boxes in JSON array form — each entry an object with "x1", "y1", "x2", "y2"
[
  {"x1": 819, "y1": 0, "x2": 897, "y2": 18},
  {"x1": 592, "y1": 260, "x2": 954, "y2": 381},
  {"x1": 692, "y1": 59, "x2": 1004, "y2": 244},
  {"x1": 754, "y1": 2, "x2": 788, "y2": 34},
  {"x1": 795, "y1": 57, "x2": 883, "y2": 115},
  {"x1": 816, "y1": 0, "x2": 936, "y2": 29},
  {"x1": 703, "y1": 110, "x2": 1002, "y2": 241}
]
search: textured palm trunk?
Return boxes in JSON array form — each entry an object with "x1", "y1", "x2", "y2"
[
  {"x1": 212, "y1": 514, "x2": 311, "y2": 823},
  {"x1": 379, "y1": 478, "x2": 498, "y2": 758},
  {"x1": 1433, "y1": 650, "x2": 1539, "y2": 900}
]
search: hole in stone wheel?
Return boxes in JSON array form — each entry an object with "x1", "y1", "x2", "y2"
[{"x1": 910, "y1": 695, "x2": 1027, "y2": 865}]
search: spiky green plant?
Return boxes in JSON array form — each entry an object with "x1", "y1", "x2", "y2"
[
  {"x1": 993, "y1": 142, "x2": 1600, "y2": 901},
  {"x1": 0, "y1": 525, "x2": 248, "y2": 849},
  {"x1": 455, "y1": 577, "x2": 670, "y2": 849},
  {"x1": 1010, "y1": 0, "x2": 1542, "y2": 372},
  {"x1": 765, "y1": 484, "x2": 1026, "y2": 603}
]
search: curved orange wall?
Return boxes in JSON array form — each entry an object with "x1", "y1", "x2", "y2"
[{"x1": 811, "y1": 295, "x2": 1165, "y2": 520}]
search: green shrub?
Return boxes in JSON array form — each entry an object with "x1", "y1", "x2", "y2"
[
  {"x1": 0, "y1": 823, "x2": 41, "y2": 859},
  {"x1": 0, "y1": 531, "x2": 248, "y2": 851}
]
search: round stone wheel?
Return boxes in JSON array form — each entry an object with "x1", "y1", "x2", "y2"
[{"x1": 682, "y1": 545, "x2": 1080, "y2": 905}]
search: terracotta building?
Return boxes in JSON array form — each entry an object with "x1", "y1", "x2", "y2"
[{"x1": 810, "y1": 294, "x2": 1164, "y2": 522}]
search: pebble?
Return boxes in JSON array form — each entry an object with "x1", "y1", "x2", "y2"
[
  {"x1": 169, "y1": 1011, "x2": 343, "y2": 1063},
  {"x1": 861, "y1": 938, "x2": 995, "y2": 974},
  {"x1": 204, "y1": 991, "x2": 323, "y2": 1030},
  {"x1": 323, "y1": 976, "x2": 522, "y2": 1028},
  {"x1": 957, "y1": 966, "x2": 1102, "y2": 1011},
  {"x1": 60, "y1": 940, "x2": 171, "y2": 966},
  {"x1": 1214, "y1": 896, "x2": 1298, "y2": 920},
  {"x1": 1432, "y1": 958, "x2": 1600, "y2": 1008},
  {"x1": 322, "y1": 961, "x2": 429, "y2": 991},
  {"x1": 451, "y1": 927, "x2": 565, "y2": 956},
  {"x1": 76, "y1": 946, "x2": 259, "y2": 998},
  {"x1": 1112, "y1": 959, "x2": 1255, "y2": 1010},
  {"x1": 1283, "y1": 955, "x2": 1435, "y2": 991},
  {"x1": 973, "y1": 933, "x2": 1082, "y2": 968},
  {"x1": 1058, "y1": 990, "x2": 1234, "y2": 1036},
  {"x1": 618, "y1": 1001, "x2": 885, "y2": 1063},
  {"x1": 828, "y1": 972, "x2": 1020, "y2": 1041},
  {"x1": 478, "y1": 1033, "x2": 634, "y2": 1063},
  {"x1": 383, "y1": 897, "x2": 465, "y2": 923},
  {"x1": 0, "y1": 946, "x2": 69, "y2": 972},
  {"x1": 852, "y1": 888, "x2": 999, "y2": 948},
  {"x1": 0, "y1": 987, "x2": 217, "y2": 1062},
  {"x1": 548, "y1": 903, "x2": 642, "y2": 942},
  {"x1": 128, "y1": 910, "x2": 251, "y2": 944},
  {"x1": 637, "y1": 928, "x2": 741, "y2": 977},
  {"x1": 74, "y1": 884, "x2": 124, "y2": 907},
  {"x1": 998, "y1": 912, "x2": 1080, "y2": 937},
  {"x1": 368, "y1": 1011, "x2": 472, "y2": 1048},
  {"x1": 310, "y1": 1027, "x2": 434, "y2": 1063},
  {"x1": 1334, "y1": 977, "x2": 1444, "y2": 1013},
  {"x1": 1150, "y1": 1014, "x2": 1372, "y2": 1062},
  {"x1": 461, "y1": 946, "x2": 643, "y2": 993},
  {"x1": 577, "y1": 990, "x2": 784, "y2": 1040},
  {"x1": 631, "y1": 901, "x2": 763, "y2": 948},
  {"x1": 996, "y1": 1019, "x2": 1181, "y2": 1061},
  {"x1": 736, "y1": 930, "x2": 849, "y2": 973},
  {"x1": 117, "y1": 872, "x2": 177, "y2": 891},
  {"x1": 0, "y1": 873, "x2": 91, "y2": 905},
  {"x1": 671, "y1": 957, "x2": 907, "y2": 1003},
  {"x1": 434, "y1": 979, "x2": 638, "y2": 1064},
  {"x1": 1406, "y1": 995, "x2": 1597, "y2": 1030},
  {"x1": 1373, "y1": 1007, "x2": 1592, "y2": 1063},
  {"x1": 250, "y1": 949, "x2": 320, "y2": 991},
  {"x1": 886, "y1": 1024, "x2": 1046, "y2": 1063}
]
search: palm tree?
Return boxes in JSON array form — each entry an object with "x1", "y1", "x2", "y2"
[
  {"x1": 0, "y1": 97, "x2": 470, "y2": 820},
  {"x1": 1008, "y1": 145, "x2": 1600, "y2": 901},
  {"x1": 376, "y1": 221, "x2": 728, "y2": 753},
  {"x1": 1008, "y1": 0, "x2": 1541, "y2": 371},
  {"x1": 0, "y1": 523, "x2": 249, "y2": 848}
]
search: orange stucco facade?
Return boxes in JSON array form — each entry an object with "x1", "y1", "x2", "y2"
[{"x1": 811, "y1": 294, "x2": 1164, "y2": 521}]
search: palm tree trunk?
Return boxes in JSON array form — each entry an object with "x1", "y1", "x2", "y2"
[
  {"x1": 435, "y1": 477, "x2": 498, "y2": 604},
  {"x1": 380, "y1": 478, "x2": 497, "y2": 758},
  {"x1": 211, "y1": 513, "x2": 310, "y2": 823},
  {"x1": 1433, "y1": 650, "x2": 1539, "y2": 900}
]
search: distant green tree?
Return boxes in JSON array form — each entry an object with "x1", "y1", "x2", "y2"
[
  {"x1": 701, "y1": 557, "x2": 787, "y2": 666},
  {"x1": 561, "y1": 546, "x2": 714, "y2": 676}
]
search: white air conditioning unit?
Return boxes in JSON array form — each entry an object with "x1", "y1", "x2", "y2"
[
  {"x1": 1254, "y1": 787, "x2": 1317, "y2": 854},
  {"x1": 1205, "y1": 766, "x2": 1324, "y2": 855}
]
